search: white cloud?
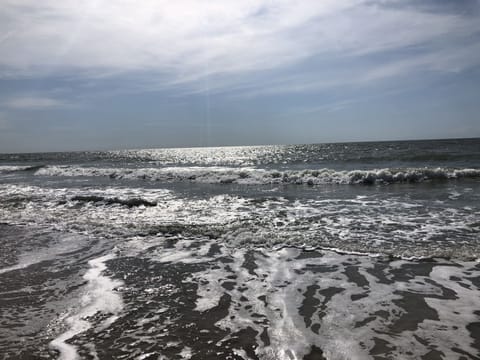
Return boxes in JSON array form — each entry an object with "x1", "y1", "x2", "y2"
[
  {"x1": 2, "y1": 96, "x2": 69, "y2": 109},
  {"x1": 0, "y1": 0, "x2": 479, "y2": 93},
  {"x1": 0, "y1": 1, "x2": 352, "y2": 75}
]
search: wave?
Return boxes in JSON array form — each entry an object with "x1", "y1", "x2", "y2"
[
  {"x1": 70, "y1": 195, "x2": 157, "y2": 207},
  {"x1": 34, "y1": 165, "x2": 480, "y2": 185},
  {"x1": 0, "y1": 165, "x2": 45, "y2": 173}
]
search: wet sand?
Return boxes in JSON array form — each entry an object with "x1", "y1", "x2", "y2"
[{"x1": 2, "y1": 229, "x2": 478, "y2": 359}]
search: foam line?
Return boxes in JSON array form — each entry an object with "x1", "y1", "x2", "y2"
[
  {"x1": 49, "y1": 253, "x2": 123, "y2": 360},
  {"x1": 34, "y1": 165, "x2": 480, "y2": 185}
]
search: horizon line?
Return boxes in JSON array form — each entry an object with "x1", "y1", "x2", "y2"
[{"x1": 1, "y1": 136, "x2": 479, "y2": 155}]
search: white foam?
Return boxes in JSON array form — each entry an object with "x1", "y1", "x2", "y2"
[
  {"x1": 154, "y1": 241, "x2": 213, "y2": 264},
  {"x1": 0, "y1": 165, "x2": 33, "y2": 172},
  {"x1": 420, "y1": 265, "x2": 480, "y2": 358},
  {"x1": 184, "y1": 245, "x2": 480, "y2": 359},
  {"x1": 49, "y1": 253, "x2": 124, "y2": 360},
  {"x1": 179, "y1": 346, "x2": 193, "y2": 359},
  {"x1": 33, "y1": 165, "x2": 480, "y2": 185},
  {"x1": 1, "y1": 183, "x2": 479, "y2": 260},
  {"x1": 232, "y1": 348, "x2": 250, "y2": 359},
  {"x1": 192, "y1": 267, "x2": 228, "y2": 312}
]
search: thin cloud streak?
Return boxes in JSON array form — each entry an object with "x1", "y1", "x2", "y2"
[{"x1": 2, "y1": 96, "x2": 70, "y2": 110}]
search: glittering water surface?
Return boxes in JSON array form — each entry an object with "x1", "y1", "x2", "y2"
[{"x1": 0, "y1": 139, "x2": 479, "y2": 359}]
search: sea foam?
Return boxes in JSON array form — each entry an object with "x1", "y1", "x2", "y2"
[
  {"x1": 49, "y1": 253, "x2": 123, "y2": 360},
  {"x1": 34, "y1": 165, "x2": 480, "y2": 185}
]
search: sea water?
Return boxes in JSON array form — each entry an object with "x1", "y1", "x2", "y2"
[{"x1": 0, "y1": 138, "x2": 479, "y2": 359}]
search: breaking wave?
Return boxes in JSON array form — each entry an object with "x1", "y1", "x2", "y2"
[
  {"x1": 0, "y1": 165, "x2": 45, "y2": 173},
  {"x1": 34, "y1": 165, "x2": 480, "y2": 185}
]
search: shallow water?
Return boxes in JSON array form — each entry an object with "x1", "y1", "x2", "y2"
[{"x1": 0, "y1": 139, "x2": 479, "y2": 359}]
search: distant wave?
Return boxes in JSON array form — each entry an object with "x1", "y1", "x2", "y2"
[
  {"x1": 0, "y1": 165, "x2": 45, "y2": 173},
  {"x1": 34, "y1": 165, "x2": 480, "y2": 185},
  {"x1": 70, "y1": 195, "x2": 157, "y2": 207}
]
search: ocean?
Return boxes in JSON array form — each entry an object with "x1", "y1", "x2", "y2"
[{"x1": 0, "y1": 138, "x2": 479, "y2": 359}]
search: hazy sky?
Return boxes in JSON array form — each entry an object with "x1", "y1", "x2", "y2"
[{"x1": 1, "y1": 0, "x2": 480, "y2": 152}]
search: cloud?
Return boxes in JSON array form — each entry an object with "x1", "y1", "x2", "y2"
[
  {"x1": 0, "y1": 0, "x2": 479, "y2": 94},
  {"x1": 0, "y1": 1, "x2": 353, "y2": 75},
  {"x1": 2, "y1": 96, "x2": 69, "y2": 110}
]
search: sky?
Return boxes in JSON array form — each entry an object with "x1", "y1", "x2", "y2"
[{"x1": 0, "y1": 0, "x2": 479, "y2": 152}]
